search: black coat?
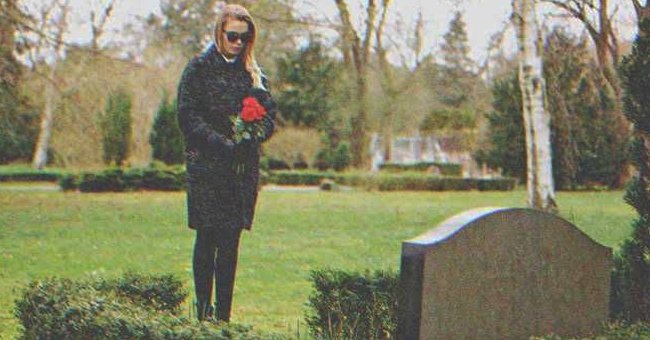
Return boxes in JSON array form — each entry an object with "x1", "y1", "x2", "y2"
[{"x1": 177, "y1": 44, "x2": 275, "y2": 231}]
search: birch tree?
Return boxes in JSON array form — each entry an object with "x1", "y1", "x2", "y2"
[
  {"x1": 631, "y1": 0, "x2": 650, "y2": 25},
  {"x1": 30, "y1": 0, "x2": 69, "y2": 169},
  {"x1": 512, "y1": 0, "x2": 557, "y2": 212}
]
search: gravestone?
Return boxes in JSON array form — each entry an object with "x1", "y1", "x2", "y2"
[{"x1": 397, "y1": 207, "x2": 612, "y2": 340}]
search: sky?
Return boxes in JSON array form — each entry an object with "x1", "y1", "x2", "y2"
[{"x1": 31, "y1": 0, "x2": 639, "y2": 64}]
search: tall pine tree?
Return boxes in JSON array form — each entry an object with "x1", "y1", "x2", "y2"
[
  {"x1": 438, "y1": 11, "x2": 475, "y2": 108},
  {"x1": 611, "y1": 19, "x2": 650, "y2": 323}
]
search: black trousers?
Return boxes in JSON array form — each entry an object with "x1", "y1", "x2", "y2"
[{"x1": 193, "y1": 227, "x2": 242, "y2": 322}]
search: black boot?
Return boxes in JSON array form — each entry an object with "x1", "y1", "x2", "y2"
[{"x1": 196, "y1": 301, "x2": 214, "y2": 322}]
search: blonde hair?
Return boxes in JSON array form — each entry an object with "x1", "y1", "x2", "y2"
[{"x1": 214, "y1": 4, "x2": 265, "y2": 89}]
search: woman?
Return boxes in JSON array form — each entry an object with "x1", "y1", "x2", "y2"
[{"x1": 176, "y1": 4, "x2": 276, "y2": 322}]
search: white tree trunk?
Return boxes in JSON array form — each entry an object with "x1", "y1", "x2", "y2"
[
  {"x1": 32, "y1": 66, "x2": 56, "y2": 169},
  {"x1": 512, "y1": 0, "x2": 558, "y2": 212}
]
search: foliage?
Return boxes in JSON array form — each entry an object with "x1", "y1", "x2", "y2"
[
  {"x1": 63, "y1": 165, "x2": 186, "y2": 192},
  {"x1": 262, "y1": 126, "x2": 322, "y2": 170},
  {"x1": 275, "y1": 39, "x2": 340, "y2": 128},
  {"x1": 0, "y1": 166, "x2": 64, "y2": 182},
  {"x1": 440, "y1": 11, "x2": 474, "y2": 78},
  {"x1": 99, "y1": 88, "x2": 133, "y2": 167},
  {"x1": 474, "y1": 74, "x2": 526, "y2": 182},
  {"x1": 312, "y1": 139, "x2": 351, "y2": 172},
  {"x1": 150, "y1": 94, "x2": 184, "y2": 165},
  {"x1": 419, "y1": 106, "x2": 477, "y2": 133},
  {"x1": 266, "y1": 170, "x2": 516, "y2": 191},
  {"x1": 611, "y1": 20, "x2": 650, "y2": 323},
  {"x1": 305, "y1": 268, "x2": 398, "y2": 340},
  {"x1": 378, "y1": 162, "x2": 462, "y2": 176},
  {"x1": 0, "y1": 34, "x2": 38, "y2": 164},
  {"x1": 14, "y1": 273, "x2": 285, "y2": 339},
  {"x1": 476, "y1": 29, "x2": 629, "y2": 189}
]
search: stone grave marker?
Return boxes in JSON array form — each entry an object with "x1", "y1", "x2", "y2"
[{"x1": 397, "y1": 207, "x2": 612, "y2": 339}]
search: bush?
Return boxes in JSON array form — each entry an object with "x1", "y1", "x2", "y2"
[
  {"x1": 611, "y1": 19, "x2": 650, "y2": 324},
  {"x1": 150, "y1": 95, "x2": 184, "y2": 165},
  {"x1": 266, "y1": 171, "x2": 516, "y2": 191},
  {"x1": 378, "y1": 162, "x2": 462, "y2": 176},
  {"x1": 100, "y1": 88, "x2": 133, "y2": 167},
  {"x1": 67, "y1": 166, "x2": 186, "y2": 192},
  {"x1": 305, "y1": 269, "x2": 398, "y2": 340},
  {"x1": 14, "y1": 273, "x2": 286, "y2": 340},
  {"x1": 0, "y1": 167, "x2": 64, "y2": 182}
]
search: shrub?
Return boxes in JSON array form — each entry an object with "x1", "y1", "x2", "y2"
[
  {"x1": 266, "y1": 171, "x2": 517, "y2": 191},
  {"x1": 378, "y1": 162, "x2": 462, "y2": 176},
  {"x1": 70, "y1": 166, "x2": 186, "y2": 192},
  {"x1": 150, "y1": 95, "x2": 184, "y2": 165},
  {"x1": 262, "y1": 127, "x2": 321, "y2": 169},
  {"x1": 0, "y1": 167, "x2": 64, "y2": 182},
  {"x1": 59, "y1": 173, "x2": 78, "y2": 191},
  {"x1": 305, "y1": 269, "x2": 398, "y2": 340},
  {"x1": 611, "y1": 19, "x2": 650, "y2": 323},
  {"x1": 99, "y1": 88, "x2": 133, "y2": 167},
  {"x1": 78, "y1": 168, "x2": 125, "y2": 192},
  {"x1": 14, "y1": 273, "x2": 286, "y2": 339}
]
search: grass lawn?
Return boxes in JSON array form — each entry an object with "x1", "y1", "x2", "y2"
[{"x1": 0, "y1": 187, "x2": 636, "y2": 338}]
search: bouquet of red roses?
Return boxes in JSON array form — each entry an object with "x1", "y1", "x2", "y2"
[
  {"x1": 230, "y1": 96, "x2": 268, "y2": 143},
  {"x1": 230, "y1": 95, "x2": 268, "y2": 174}
]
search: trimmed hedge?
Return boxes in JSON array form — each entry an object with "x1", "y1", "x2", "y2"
[
  {"x1": 61, "y1": 166, "x2": 186, "y2": 192},
  {"x1": 305, "y1": 269, "x2": 398, "y2": 340},
  {"x1": 14, "y1": 273, "x2": 286, "y2": 340},
  {"x1": 0, "y1": 168, "x2": 65, "y2": 182},
  {"x1": 378, "y1": 162, "x2": 462, "y2": 176},
  {"x1": 267, "y1": 171, "x2": 517, "y2": 191}
]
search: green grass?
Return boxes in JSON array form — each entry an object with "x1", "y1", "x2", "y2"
[{"x1": 0, "y1": 188, "x2": 637, "y2": 338}]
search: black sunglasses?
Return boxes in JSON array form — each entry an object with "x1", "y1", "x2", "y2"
[{"x1": 224, "y1": 31, "x2": 251, "y2": 43}]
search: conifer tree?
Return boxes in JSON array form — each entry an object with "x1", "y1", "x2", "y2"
[
  {"x1": 150, "y1": 95, "x2": 184, "y2": 165},
  {"x1": 611, "y1": 19, "x2": 650, "y2": 323},
  {"x1": 100, "y1": 89, "x2": 132, "y2": 167}
]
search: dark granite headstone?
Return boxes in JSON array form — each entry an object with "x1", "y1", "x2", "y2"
[{"x1": 397, "y1": 207, "x2": 612, "y2": 340}]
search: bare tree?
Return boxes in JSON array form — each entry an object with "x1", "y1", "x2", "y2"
[
  {"x1": 631, "y1": 0, "x2": 650, "y2": 26},
  {"x1": 543, "y1": 0, "x2": 620, "y2": 95},
  {"x1": 31, "y1": 0, "x2": 69, "y2": 170},
  {"x1": 512, "y1": 0, "x2": 558, "y2": 212},
  {"x1": 90, "y1": 0, "x2": 115, "y2": 53},
  {"x1": 333, "y1": 0, "x2": 377, "y2": 168},
  {"x1": 375, "y1": 3, "x2": 427, "y2": 161}
]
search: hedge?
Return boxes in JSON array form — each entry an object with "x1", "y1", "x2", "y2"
[
  {"x1": 378, "y1": 162, "x2": 462, "y2": 176},
  {"x1": 305, "y1": 269, "x2": 398, "y2": 340},
  {"x1": 267, "y1": 171, "x2": 517, "y2": 191},
  {"x1": 0, "y1": 167, "x2": 65, "y2": 182},
  {"x1": 61, "y1": 166, "x2": 186, "y2": 192},
  {"x1": 14, "y1": 273, "x2": 287, "y2": 340}
]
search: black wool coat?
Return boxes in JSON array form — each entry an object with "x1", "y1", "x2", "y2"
[{"x1": 177, "y1": 44, "x2": 275, "y2": 231}]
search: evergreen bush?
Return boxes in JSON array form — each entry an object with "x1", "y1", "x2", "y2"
[
  {"x1": 150, "y1": 95, "x2": 184, "y2": 165},
  {"x1": 14, "y1": 273, "x2": 285, "y2": 339},
  {"x1": 99, "y1": 88, "x2": 133, "y2": 167},
  {"x1": 305, "y1": 269, "x2": 398, "y2": 340},
  {"x1": 378, "y1": 162, "x2": 462, "y2": 176},
  {"x1": 611, "y1": 20, "x2": 650, "y2": 323}
]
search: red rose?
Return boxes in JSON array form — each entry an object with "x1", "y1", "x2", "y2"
[{"x1": 241, "y1": 96, "x2": 266, "y2": 122}]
